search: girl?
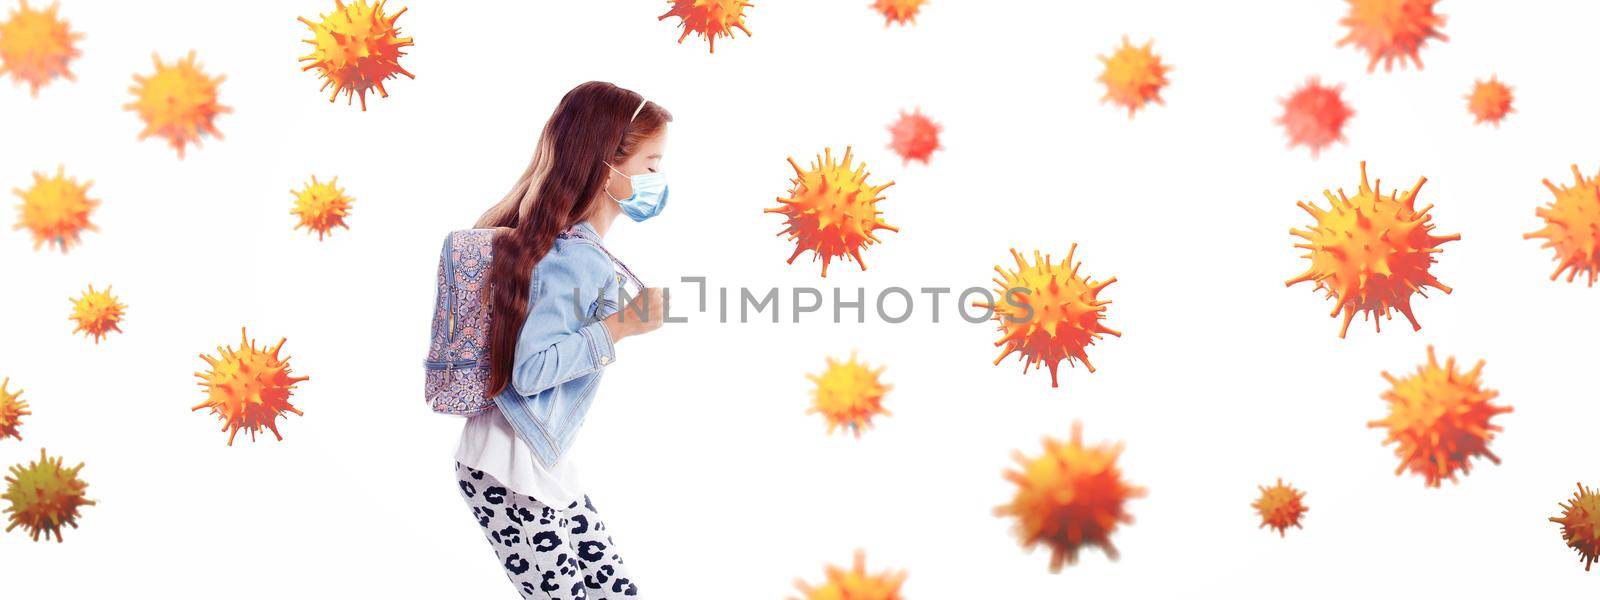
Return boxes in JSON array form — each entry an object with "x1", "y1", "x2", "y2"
[{"x1": 455, "y1": 81, "x2": 670, "y2": 599}]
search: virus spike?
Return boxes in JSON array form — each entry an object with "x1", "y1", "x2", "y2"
[
  {"x1": 1337, "y1": 0, "x2": 1447, "y2": 73},
  {"x1": 0, "y1": 0, "x2": 83, "y2": 96},
  {"x1": 1277, "y1": 77, "x2": 1353, "y2": 157},
  {"x1": 995, "y1": 422, "x2": 1144, "y2": 571},
  {"x1": 123, "y1": 51, "x2": 229, "y2": 158},
  {"x1": 3, "y1": 448, "x2": 95, "y2": 542},
  {"x1": 1368, "y1": 346, "x2": 1510, "y2": 487},
  {"x1": 290, "y1": 174, "x2": 356, "y2": 240},
  {"x1": 192, "y1": 327, "x2": 310, "y2": 446},
  {"x1": 789, "y1": 548, "x2": 908, "y2": 600},
  {"x1": 1524, "y1": 164, "x2": 1600, "y2": 286},
  {"x1": 1252, "y1": 478, "x2": 1309, "y2": 536},
  {"x1": 1097, "y1": 35, "x2": 1170, "y2": 118},
  {"x1": 298, "y1": 0, "x2": 415, "y2": 111},
  {"x1": 1286, "y1": 162, "x2": 1456, "y2": 338},
  {"x1": 659, "y1": 0, "x2": 752, "y2": 54},
  {"x1": 67, "y1": 283, "x2": 127, "y2": 344},
  {"x1": 978, "y1": 246, "x2": 1119, "y2": 389}
]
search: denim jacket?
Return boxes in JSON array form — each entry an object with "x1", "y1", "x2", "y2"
[{"x1": 493, "y1": 221, "x2": 622, "y2": 469}]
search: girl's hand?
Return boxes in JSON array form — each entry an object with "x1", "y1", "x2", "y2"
[{"x1": 601, "y1": 287, "x2": 666, "y2": 342}]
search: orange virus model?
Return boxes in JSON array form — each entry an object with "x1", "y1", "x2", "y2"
[
  {"x1": 887, "y1": 108, "x2": 941, "y2": 166},
  {"x1": 766, "y1": 146, "x2": 897, "y2": 276},
  {"x1": 1368, "y1": 346, "x2": 1510, "y2": 488},
  {"x1": 0, "y1": 0, "x2": 81, "y2": 96},
  {"x1": 1097, "y1": 36, "x2": 1169, "y2": 118},
  {"x1": 1278, "y1": 77, "x2": 1353, "y2": 157},
  {"x1": 804, "y1": 352, "x2": 892, "y2": 438},
  {"x1": 1286, "y1": 162, "x2": 1458, "y2": 338},
  {"x1": 11, "y1": 164, "x2": 98, "y2": 253},
  {"x1": 871, "y1": 0, "x2": 926, "y2": 27},
  {"x1": 659, "y1": 0, "x2": 751, "y2": 53},
  {"x1": 298, "y1": 0, "x2": 414, "y2": 111},
  {"x1": 1551, "y1": 482, "x2": 1600, "y2": 572},
  {"x1": 68, "y1": 283, "x2": 125, "y2": 344},
  {"x1": 1252, "y1": 478, "x2": 1308, "y2": 537},
  {"x1": 193, "y1": 327, "x2": 310, "y2": 446},
  {"x1": 1525, "y1": 164, "x2": 1600, "y2": 286},
  {"x1": 1465, "y1": 76, "x2": 1513, "y2": 126},
  {"x1": 977, "y1": 246, "x2": 1120, "y2": 389},
  {"x1": 291, "y1": 175, "x2": 355, "y2": 240},
  {"x1": 0, "y1": 376, "x2": 28, "y2": 441},
  {"x1": 1337, "y1": 0, "x2": 1446, "y2": 72},
  {"x1": 124, "y1": 51, "x2": 230, "y2": 159},
  {"x1": 996, "y1": 422, "x2": 1144, "y2": 571},
  {"x1": 790, "y1": 549, "x2": 907, "y2": 600},
  {"x1": 3, "y1": 448, "x2": 94, "y2": 542}
]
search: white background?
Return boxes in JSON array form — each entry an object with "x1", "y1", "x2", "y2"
[{"x1": 3, "y1": 0, "x2": 1597, "y2": 597}]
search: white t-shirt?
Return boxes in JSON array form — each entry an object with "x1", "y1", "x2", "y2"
[{"x1": 454, "y1": 408, "x2": 583, "y2": 508}]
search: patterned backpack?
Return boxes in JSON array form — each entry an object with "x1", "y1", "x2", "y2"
[{"x1": 424, "y1": 225, "x2": 639, "y2": 416}]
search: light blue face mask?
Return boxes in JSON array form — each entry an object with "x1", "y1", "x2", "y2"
[{"x1": 605, "y1": 162, "x2": 668, "y2": 222}]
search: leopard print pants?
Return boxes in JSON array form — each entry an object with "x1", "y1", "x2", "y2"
[{"x1": 456, "y1": 461, "x2": 640, "y2": 599}]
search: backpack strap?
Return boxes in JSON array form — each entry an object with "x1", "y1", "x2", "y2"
[{"x1": 559, "y1": 225, "x2": 644, "y2": 290}]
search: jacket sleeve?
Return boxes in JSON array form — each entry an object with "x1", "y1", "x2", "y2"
[{"x1": 509, "y1": 242, "x2": 618, "y2": 397}]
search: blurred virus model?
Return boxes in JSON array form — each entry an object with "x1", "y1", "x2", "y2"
[
  {"x1": 804, "y1": 352, "x2": 892, "y2": 438},
  {"x1": 68, "y1": 283, "x2": 125, "y2": 344},
  {"x1": 1337, "y1": 0, "x2": 1446, "y2": 72},
  {"x1": 290, "y1": 175, "x2": 355, "y2": 240},
  {"x1": 1525, "y1": 164, "x2": 1600, "y2": 286},
  {"x1": 659, "y1": 0, "x2": 751, "y2": 53},
  {"x1": 871, "y1": 0, "x2": 926, "y2": 27},
  {"x1": 0, "y1": 0, "x2": 81, "y2": 96},
  {"x1": 1278, "y1": 77, "x2": 1353, "y2": 157},
  {"x1": 11, "y1": 164, "x2": 97, "y2": 253},
  {"x1": 1252, "y1": 478, "x2": 1308, "y2": 537},
  {"x1": 1369, "y1": 346, "x2": 1510, "y2": 488},
  {"x1": 3, "y1": 448, "x2": 94, "y2": 542},
  {"x1": 124, "y1": 51, "x2": 230, "y2": 159},
  {"x1": 766, "y1": 146, "x2": 898, "y2": 276},
  {"x1": 977, "y1": 245, "x2": 1120, "y2": 389},
  {"x1": 0, "y1": 377, "x2": 28, "y2": 441},
  {"x1": 1286, "y1": 161, "x2": 1458, "y2": 338},
  {"x1": 193, "y1": 327, "x2": 310, "y2": 446},
  {"x1": 995, "y1": 422, "x2": 1144, "y2": 571},
  {"x1": 298, "y1": 0, "x2": 414, "y2": 111},
  {"x1": 1097, "y1": 36, "x2": 1169, "y2": 118},
  {"x1": 1551, "y1": 482, "x2": 1600, "y2": 571},
  {"x1": 790, "y1": 549, "x2": 907, "y2": 600},
  {"x1": 1465, "y1": 76, "x2": 1513, "y2": 126},
  {"x1": 887, "y1": 108, "x2": 941, "y2": 165}
]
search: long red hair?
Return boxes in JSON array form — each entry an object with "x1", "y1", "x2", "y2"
[{"x1": 473, "y1": 81, "x2": 671, "y2": 399}]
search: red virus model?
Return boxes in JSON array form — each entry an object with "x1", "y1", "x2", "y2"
[
  {"x1": 67, "y1": 283, "x2": 126, "y2": 344},
  {"x1": 1551, "y1": 482, "x2": 1600, "y2": 572},
  {"x1": 1252, "y1": 478, "x2": 1308, "y2": 537},
  {"x1": 871, "y1": 0, "x2": 927, "y2": 27},
  {"x1": 1286, "y1": 161, "x2": 1457, "y2": 338},
  {"x1": 3, "y1": 448, "x2": 95, "y2": 542},
  {"x1": 766, "y1": 146, "x2": 897, "y2": 276},
  {"x1": 995, "y1": 422, "x2": 1145, "y2": 571},
  {"x1": 789, "y1": 548, "x2": 908, "y2": 600},
  {"x1": 659, "y1": 0, "x2": 752, "y2": 53},
  {"x1": 1465, "y1": 75, "x2": 1513, "y2": 126},
  {"x1": 886, "y1": 108, "x2": 941, "y2": 165},
  {"x1": 1369, "y1": 346, "x2": 1511, "y2": 488},
  {"x1": 0, "y1": 0, "x2": 82, "y2": 96},
  {"x1": 1097, "y1": 36, "x2": 1170, "y2": 118},
  {"x1": 0, "y1": 376, "x2": 28, "y2": 441},
  {"x1": 1525, "y1": 164, "x2": 1600, "y2": 286},
  {"x1": 193, "y1": 327, "x2": 311, "y2": 445},
  {"x1": 1278, "y1": 77, "x2": 1353, "y2": 157},
  {"x1": 124, "y1": 51, "x2": 230, "y2": 159},
  {"x1": 978, "y1": 245, "x2": 1120, "y2": 388},
  {"x1": 1337, "y1": 0, "x2": 1447, "y2": 72},
  {"x1": 298, "y1": 0, "x2": 415, "y2": 111}
]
